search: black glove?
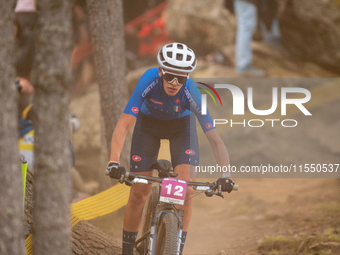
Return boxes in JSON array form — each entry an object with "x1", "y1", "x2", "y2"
[
  {"x1": 107, "y1": 162, "x2": 126, "y2": 179},
  {"x1": 217, "y1": 178, "x2": 235, "y2": 193}
]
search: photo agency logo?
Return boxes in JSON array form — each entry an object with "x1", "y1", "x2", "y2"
[
  {"x1": 197, "y1": 82, "x2": 223, "y2": 112},
  {"x1": 197, "y1": 83, "x2": 312, "y2": 128}
]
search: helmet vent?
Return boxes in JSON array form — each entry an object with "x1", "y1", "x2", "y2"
[
  {"x1": 186, "y1": 55, "x2": 192, "y2": 61},
  {"x1": 159, "y1": 52, "x2": 165, "y2": 61},
  {"x1": 167, "y1": 52, "x2": 172, "y2": 58},
  {"x1": 166, "y1": 44, "x2": 172, "y2": 48},
  {"x1": 177, "y1": 44, "x2": 183, "y2": 49},
  {"x1": 192, "y1": 59, "x2": 197, "y2": 67},
  {"x1": 176, "y1": 54, "x2": 183, "y2": 61}
]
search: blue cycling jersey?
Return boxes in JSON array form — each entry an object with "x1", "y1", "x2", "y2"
[{"x1": 124, "y1": 67, "x2": 215, "y2": 133}]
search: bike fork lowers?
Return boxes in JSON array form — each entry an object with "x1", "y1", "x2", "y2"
[{"x1": 148, "y1": 211, "x2": 183, "y2": 255}]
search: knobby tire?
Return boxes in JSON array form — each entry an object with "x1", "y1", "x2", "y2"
[{"x1": 155, "y1": 213, "x2": 179, "y2": 255}]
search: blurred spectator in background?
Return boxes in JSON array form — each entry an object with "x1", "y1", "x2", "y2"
[
  {"x1": 14, "y1": 0, "x2": 37, "y2": 80},
  {"x1": 14, "y1": 0, "x2": 37, "y2": 169},
  {"x1": 258, "y1": 0, "x2": 283, "y2": 49},
  {"x1": 123, "y1": 0, "x2": 169, "y2": 69},
  {"x1": 233, "y1": 0, "x2": 266, "y2": 76},
  {"x1": 137, "y1": 13, "x2": 170, "y2": 57},
  {"x1": 16, "y1": 80, "x2": 98, "y2": 196}
]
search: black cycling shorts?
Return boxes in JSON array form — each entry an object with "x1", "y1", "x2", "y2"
[{"x1": 130, "y1": 112, "x2": 199, "y2": 172}]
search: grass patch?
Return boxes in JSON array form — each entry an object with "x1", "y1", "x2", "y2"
[
  {"x1": 314, "y1": 201, "x2": 340, "y2": 214},
  {"x1": 263, "y1": 236, "x2": 290, "y2": 244},
  {"x1": 323, "y1": 228, "x2": 340, "y2": 241},
  {"x1": 259, "y1": 235, "x2": 300, "y2": 254},
  {"x1": 258, "y1": 231, "x2": 340, "y2": 255}
]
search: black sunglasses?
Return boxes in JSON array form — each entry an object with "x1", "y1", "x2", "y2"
[{"x1": 161, "y1": 69, "x2": 189, "y2": 86}]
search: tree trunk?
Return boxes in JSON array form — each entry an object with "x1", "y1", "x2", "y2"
[
  {"x1": 32, "y1": 1, "x2": 73, "y2": 254},
  {"x1": 71, "y1": 221, "x2": 122, "y2": 255},
  {"x1": 86, "y1": 0, "x2": 130, "y2": 191},
  {"x1": 25, "y1": 170, "x2": 122, "y2": 254},
  {"x1": 0, "y1": 1, "x2": 25, "y2": 254}
]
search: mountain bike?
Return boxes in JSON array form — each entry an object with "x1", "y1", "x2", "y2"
[{"x1": 107, "y1": 160, "x2": 238, "y2": 255}]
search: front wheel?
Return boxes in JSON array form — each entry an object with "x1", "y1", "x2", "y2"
[{"x1": 155, "y1": 213, "x2": 179, "y2": 255}]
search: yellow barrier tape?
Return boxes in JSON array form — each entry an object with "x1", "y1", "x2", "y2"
[
  {"x1": 71, "y1": 183, "x2": 130, "y2": 220},
  {"x1": 25, "y1": 235, "x2": 32, "y2": 254},
  {"x1": 25, "y1": 183, "x2": 130, "y2": 254}
]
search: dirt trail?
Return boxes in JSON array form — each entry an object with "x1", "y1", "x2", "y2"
[{"x1": 186, "y1": 178, "x2": 340, "y2": 255}]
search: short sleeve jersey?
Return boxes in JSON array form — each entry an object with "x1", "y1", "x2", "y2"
[{"x1": 123, "y1": 67, "x2": 215, "y2": 133}]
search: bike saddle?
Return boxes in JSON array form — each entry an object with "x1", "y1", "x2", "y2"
[{"x1": 151, "y1": 160, "x2": 178, "y2": 178}]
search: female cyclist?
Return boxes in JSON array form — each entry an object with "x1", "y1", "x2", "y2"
[{"x1": 107, "y1": 42, "x2": 234, "y2": 255}]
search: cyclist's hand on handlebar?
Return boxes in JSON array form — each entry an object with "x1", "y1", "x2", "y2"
[
  {"x1": 107, "y1": 162, "x2": 126, "y2": 179},
  {"x1": 217, "y1": 178, "x2": 235, "y2": 193}
]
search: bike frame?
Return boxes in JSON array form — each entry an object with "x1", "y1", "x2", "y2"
[{"x1": 132, "y1": 176, "x2": 185, "y2": 255}]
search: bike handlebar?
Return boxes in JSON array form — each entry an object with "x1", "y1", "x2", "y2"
[
  {"x1": 106, "y1": 169, "x2": 238, "y2": 194},
  {"x1": 127, "y1": 172, "x2": 238, "y2": 190}
]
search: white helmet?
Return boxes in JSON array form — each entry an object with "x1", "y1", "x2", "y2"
[{"x1": 157, "y1": 43, "x2": 197, "y2": 73}]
